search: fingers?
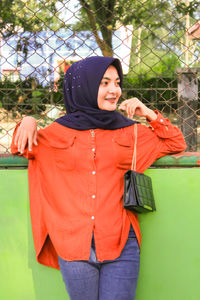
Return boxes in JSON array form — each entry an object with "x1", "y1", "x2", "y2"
[
  {"x1": 28, "y1": 130, "x2": 38, "y2": 151},
  {"x1": 17, "y1": 129, "x2": 28, "y2": 153},
  {"x1": 33, "y1": 131, "x2": 38, "y2": 146},
  {"x1": 119, "y1": 98, "x2": 149, "y2": 118},
  {"x1": 14, "y1": 126, "x2": 27, "y2": 153},
  {"x1": 14, "y1": 126, "x2": 20, "y2": 147},
  {"x1": 119, "y1": 98, "x2": 138, "y2": 118},
  {"x1": 14, "y1": 117, "x2": 38, "y2": 153},
  {"x1": 127, "y1": 104, "x2": 136, "y2": 118},
  {"x1": 28, "y1": 132, "x2": 33, "y2": 151},
  {"x1": 118, "y1": 99, "x2": 132, "y2": 110}
]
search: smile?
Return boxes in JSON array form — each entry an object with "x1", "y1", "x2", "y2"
[{"x1": 105, "y1": 98, "x2": 117, "y2": 102}]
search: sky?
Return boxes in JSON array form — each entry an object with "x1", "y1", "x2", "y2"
[{"x1": 56, "y1": 0, "x2": 80, "y2": 24}]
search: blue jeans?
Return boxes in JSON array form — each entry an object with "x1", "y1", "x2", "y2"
[{"x1": 58, "y1": 226, "x2": 140, "y2": 300}]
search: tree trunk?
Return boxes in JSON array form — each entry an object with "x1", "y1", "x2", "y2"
[{"x1": 79, "y1": 0, "x2": 114, "y2": 57}]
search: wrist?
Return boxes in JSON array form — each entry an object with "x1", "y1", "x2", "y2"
[
  {"x1": 145, "y1": 109, "x2": 157, "y2": 121},
  {"x1": 23, "y1": 116, "x2": 36, "y2": 121},
  {"x1": 23, "y1": 116, "x2": 37, "y2": 123},
  {"x1": 21, "y1": 116, "x2": 37, "y2": 129}
]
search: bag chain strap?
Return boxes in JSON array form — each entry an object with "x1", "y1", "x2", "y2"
[{"x1": 131, "y1": 124, "x2": 137, "y2": 171}]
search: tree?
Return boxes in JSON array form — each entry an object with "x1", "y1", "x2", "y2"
[
  {"x1": 73, "y1": 0, "x2": 172, "y2": 57},
  {"x1": 0, "y1": 0, "x2": 63, "y2": 62},
  {"x1": 73, "y1": 0, "x2": 200, "y2": 61},
  {"x1": 0, "y1": 0, "x2": 62, "y2": 35},
  {"x1": 77, "y1": 0, "x2": 116, "y2": 56},
  {"x1": 117, "y1": 0, "x2": 199, "y2": 78}
]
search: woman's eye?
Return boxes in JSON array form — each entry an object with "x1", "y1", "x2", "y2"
[{"x1": 100, "y1": 80, "x2": 120, "y2": 86}]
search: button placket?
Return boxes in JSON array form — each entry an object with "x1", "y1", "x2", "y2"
[{"x1": 89, "y1": 130, "x2": 97, "y2": 221}]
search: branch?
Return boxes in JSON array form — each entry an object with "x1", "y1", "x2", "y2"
[{"x1": 79, "y1": 0, "x2": 103, "y2": 48}]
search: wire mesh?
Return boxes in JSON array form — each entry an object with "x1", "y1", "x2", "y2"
[{"x1": 0, "y1": 0, "x2": 200, "y2": 153}]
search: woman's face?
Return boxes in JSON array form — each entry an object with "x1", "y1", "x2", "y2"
[{"x1": 97, "y1": 65, "x2": 122, "y2": 111}]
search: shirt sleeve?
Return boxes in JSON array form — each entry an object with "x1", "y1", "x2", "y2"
[
  {"x1": 10, "y1": 122, "x2": 37, "y2": 159},
  {"x1": 147, "y1": 110, "x2": 186, "y2": 157}
]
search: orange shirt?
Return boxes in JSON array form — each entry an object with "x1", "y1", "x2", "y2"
[{"x1": 11, "y1": 112, "x2": 186, "y2": 269}]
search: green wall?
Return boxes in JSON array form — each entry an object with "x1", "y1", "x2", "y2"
[
  {"x1": 0, "y1": 155, "x2": 200, "y2": 300},
  {"x1": 0, "y1": 169, "x2": 67, "y2": 300},
  {"x1": 137, "y1": 168, "x2": 200, "y2": 300}
]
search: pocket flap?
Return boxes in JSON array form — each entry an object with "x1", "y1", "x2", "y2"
[
  {"x1": 50, "y1": 136, "x2": 76, "y2": 149},
  {"x1": 114, "y1": 136, "x2": 132, "y2": 147}
]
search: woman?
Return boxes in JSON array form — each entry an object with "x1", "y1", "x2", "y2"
[{"x1": 11, "y1": 56, "x2": 186, "y2": 300}]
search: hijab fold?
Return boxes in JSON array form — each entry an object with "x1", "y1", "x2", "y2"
[{"x1": 55, "y1": 56, "x2": 137, "y2": 130}]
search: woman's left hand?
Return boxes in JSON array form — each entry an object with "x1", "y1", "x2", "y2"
[{"x1": 118, "y1": 98, "x2": 157, "y2": 121}]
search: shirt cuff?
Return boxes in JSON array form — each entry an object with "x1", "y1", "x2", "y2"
[{"x1": 147, "y1": 110, "x2": 169, "y2": 128}]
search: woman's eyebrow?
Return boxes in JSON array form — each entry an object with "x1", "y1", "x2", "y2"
[{"x1": 102, "y1": 76, "x2": 120, "y2": 81}]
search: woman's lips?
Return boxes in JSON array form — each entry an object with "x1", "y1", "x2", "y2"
[{"x1": 105, "y1": 98, "x2": 116, "y2": 103}]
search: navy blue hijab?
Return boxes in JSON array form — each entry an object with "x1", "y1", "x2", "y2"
[{"x1": 55, "y1": 56, "x2": 137, "y2": 130}]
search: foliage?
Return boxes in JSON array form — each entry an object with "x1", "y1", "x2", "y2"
[
  {"x1": 52, "y1": 72, "x2": 65, "y2": 106},
  {"x1": 0, "y1": 77, "x2": 46, "y2": 114},
  {"x1": 0, "y1": 0, "x2": 61, "y2": 36},
  {"x1": 0, "y1": 0, "x2": 63, "y2": 64},
  {"x1": 74, "y1": 0, "x2": 200, "y2": 58},
  {"x1": 128, "y1": 0, "x2": 200, "y2": 73},
  {"x1": 0, "y1": 71, "x2": 66, "y2": 116},
  {"x1": 122, "y1": 75, "x2": 178, "y2": 112},
  {"x1": 129, "y1": 50, "x2": 182, "y2": 78},
  {"x1": 0, "y1": 73, "x2": 179, "y2": 116}
]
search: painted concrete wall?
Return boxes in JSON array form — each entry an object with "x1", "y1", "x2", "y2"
[{"x1": 0, "y1": 155, "x2": 200, "y2": 299}]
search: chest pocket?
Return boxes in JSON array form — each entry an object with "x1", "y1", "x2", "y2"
[
  {"x1": 113, "y1": 136, "x2": 133, "y2": 170},
  {"x1": 50, "y1": 136, "x2": 76, "y2": 171}
]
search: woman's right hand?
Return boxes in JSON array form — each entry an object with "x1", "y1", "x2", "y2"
[{"x1": 14, "y1": 116, "x2": 38, "y2": 153}]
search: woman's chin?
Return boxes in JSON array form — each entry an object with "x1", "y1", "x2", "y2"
[{"x1": 104, "y1": 103, "x2": 117, "y2": 111}]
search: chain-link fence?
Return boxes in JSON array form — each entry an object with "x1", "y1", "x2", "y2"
[{"x1": 0, "y1": 0, "x2": 200, "y2": 153}]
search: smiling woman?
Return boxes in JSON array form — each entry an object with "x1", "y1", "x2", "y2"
[
  {"x1": 11, "y1": 56, "x2": 186, "y2": 300},
  {"x1": 97, "y1": 65, "x2": 121, "y2": 111}
]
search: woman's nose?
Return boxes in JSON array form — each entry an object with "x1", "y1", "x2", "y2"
[
  {"x1": 109, "y1": 90, "x2": 115, "y2": 94},
  {"x1": 108, "y1": 83, "x2": 118, "y2": 93}
]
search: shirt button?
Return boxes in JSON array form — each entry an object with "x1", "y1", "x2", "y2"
[
  {"x1": 160, "y1": 119, "x2": 164, "y2": 123},
  {"x1": 92, "y1": 171, "x2": 96, "y2": 175},
  {"x1": 91, "y1": 216, "x2": 95, "y2": 220},
  {"x1": 92, "y1": 195, "x2": 96, "y2": 199},
  {"x1": 92, "y1": 148, "x2": 95, "y2": 152}
]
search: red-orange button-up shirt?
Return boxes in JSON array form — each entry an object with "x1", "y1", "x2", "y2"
[{"x1": 11, "y1": 112, "x2": 186, "y2": 269}]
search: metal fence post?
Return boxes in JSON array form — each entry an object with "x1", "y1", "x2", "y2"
[{"x1": 176, "y1": 68, "x2": 200, "y2": 151}]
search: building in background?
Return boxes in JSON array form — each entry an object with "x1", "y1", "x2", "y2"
[{"x1": 0, "y1": 26, "x2": 132, "y2": 86}]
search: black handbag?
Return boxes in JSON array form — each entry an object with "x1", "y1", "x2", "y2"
[{"x1": 123, "y1": 124, "x2": 156, "y2": 213}]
